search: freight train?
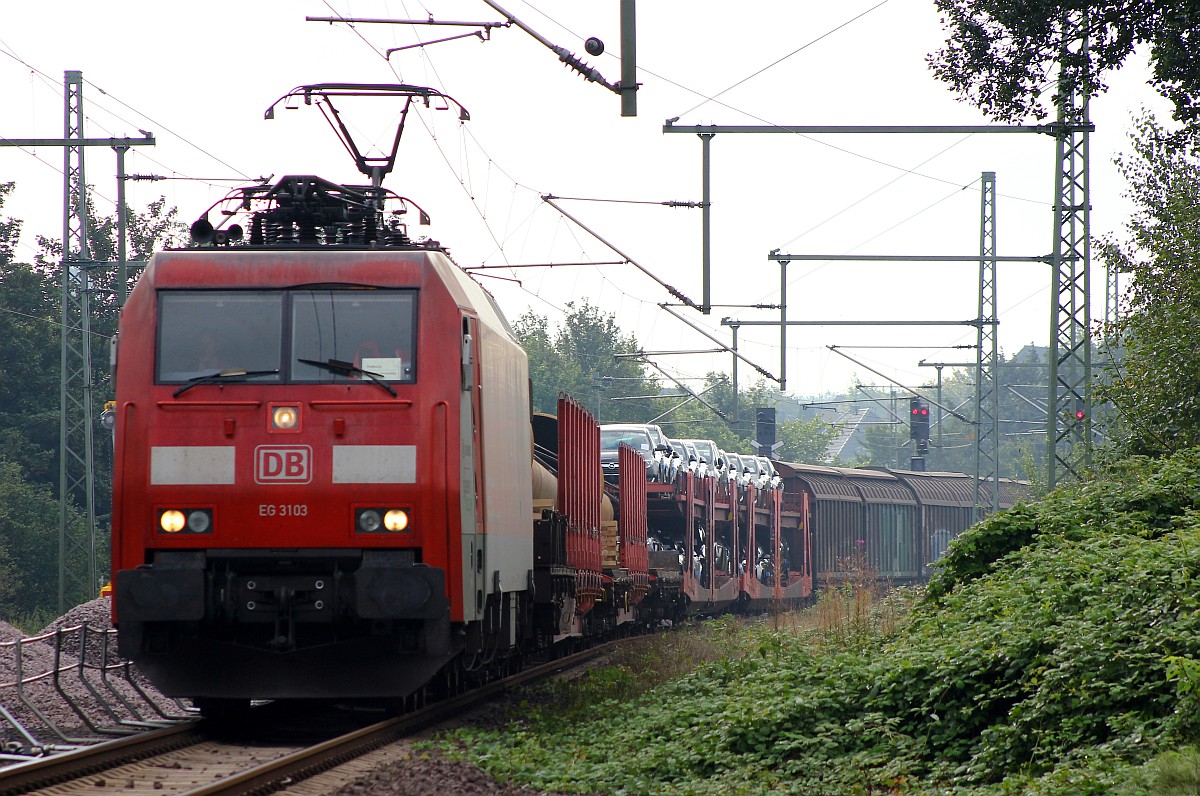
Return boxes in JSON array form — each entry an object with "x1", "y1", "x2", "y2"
[
  {"x1": 108, "y1": 90, "x2": 1022, "y2": 713},
  {"x1": 107, "y1": 172, "x2": 1021, "y2": 713}
]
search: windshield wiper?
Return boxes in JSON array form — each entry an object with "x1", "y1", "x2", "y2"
[
  {"x1": 298, "y1": 358, "x2": 398, "y2": 397},
  {"x1": 173, "y1": 369, "x2": 280, "y2": 398}
]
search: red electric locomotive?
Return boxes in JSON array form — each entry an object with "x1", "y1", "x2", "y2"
[{"x1": 110, "y1": 174, "x2": 551, "y2": 709}]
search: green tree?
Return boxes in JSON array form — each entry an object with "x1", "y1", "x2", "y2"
[
  {"x1": 513, "y1": 310, "x2": 578, "y2": 415},
  {"x1": 1096, "y1": 111, "x2": 1200, "y2": 456},
  {"x1": 930, "y1": 1, "x2": 1200, "y2": 132},
  {"x1": 0, "y1": 259, "x2": 62, "y2": 487},
  {"x1": 0, "y1": 184, "x2": 61, "y2": 488},
  {"x1": 513, "y1": 300, "x2": 661, "y2": 421},
  {"x1": 775, "y1": 416, "x2": 839, "y2": 464},
  {"x1": 0, "y1": 183, "x2": 19, "y2": 264},
  {"x1": 0, "y1": 459, "x2": 81, "y2": 616}
]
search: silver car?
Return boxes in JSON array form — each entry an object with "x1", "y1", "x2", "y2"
[{"x1": 600, "y1": 423, "x2": 674, "y2": 482}]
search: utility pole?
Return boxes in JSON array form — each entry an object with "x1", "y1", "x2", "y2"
[
  {"x1": 314, "y1": 5, "x2": 638, "y2": 116},
  {"x1": 728, "y1": 319, "x2": 740, "y2": 424}
]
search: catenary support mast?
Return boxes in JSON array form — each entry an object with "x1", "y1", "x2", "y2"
[
  {"x1": 1047, "y1": 15, "x2": 1093, "y2": 489},
  {"x1": 59, "y1": 70, "x2": 98, "y2": 610},
  {"x1": 975, "y1": 172, "x2": 1000, "y2": 514}
]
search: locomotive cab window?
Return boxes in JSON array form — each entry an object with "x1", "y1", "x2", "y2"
[
  {"x1": 291, "y1": 290, "x2": 417, "y2": 383},
  {"x1": 156, "y1": 289, "x2": 416, "y2": 385},
  {"x1": 157, "y1": 291, "x2": 284, "y2": 383}
]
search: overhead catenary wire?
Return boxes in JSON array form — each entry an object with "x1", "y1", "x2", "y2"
[
  {"x1": 672, "y1": 0, "x2": 893, "y2": 120},
  {"x1": 307, "y1": 0, "x2": 1044, "y2": 387},
  {"x1": 0, "y1": 4, "x2": 1073, "y2": 402},
  {"x1": 381, "y1": 1, "x2": 1022, "y2": 388}
]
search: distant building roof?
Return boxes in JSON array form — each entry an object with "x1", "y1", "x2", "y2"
[{"x1": 824, "y1": 407, "x2": 870, "y2": 461}]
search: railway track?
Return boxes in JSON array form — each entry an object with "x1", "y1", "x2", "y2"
[{"x1": 1, "y1": 643, "x2": 611, "y2": 796}]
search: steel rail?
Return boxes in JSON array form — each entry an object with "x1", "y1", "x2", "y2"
[
  {"x1": 0, "y1": 643, "x2": 612, "y2": 795},
  {"x1": 0, "y1": 722, "x2": 202, "y2": 795},
  {"x1": 178, "y1": 643, "x2": 612, "y2": 796}
]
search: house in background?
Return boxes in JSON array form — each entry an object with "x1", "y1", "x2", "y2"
[{"x1": 823, "y1": 407, "x2": 871, "y2": 462}]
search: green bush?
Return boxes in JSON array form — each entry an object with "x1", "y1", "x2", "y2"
[{"x1": 445, "y1": 448, "x2": 1200, "y2": 794}]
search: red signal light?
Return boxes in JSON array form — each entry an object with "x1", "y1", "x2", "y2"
[{"x1": 909, "y1": 397, "x2": 930, "y2": 443}]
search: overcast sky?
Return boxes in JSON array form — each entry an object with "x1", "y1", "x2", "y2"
[{"x1": 0, "y1": 1, "x2": 1174, "y2": 402}]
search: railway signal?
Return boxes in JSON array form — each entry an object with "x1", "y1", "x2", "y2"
[
  {"x1": 755, "y1": 407, "x2": 776, "y2": 454},
  {"x1": 909, "y1": 398, "x2": 930, "y2": 447}
]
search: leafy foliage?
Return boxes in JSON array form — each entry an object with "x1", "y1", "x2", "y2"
[
  {"x1": 1096, "y1": 112, "x2": 1200, "y2": 458},
  {"x1": 924, "y1": 502, "x2": 1038, "y2": 601},
  {"x1": 929, "y1": 1, "x2": 1200, "y2": 133},
  {"x1": 513, "y1": 300, "x2": 658, "y2": 420},
  {"x1": 446, "y1": 448, "x2": 1200, "y2": 794},
  {"x1": 776, "y1": 415, "x2": 838, "y2": 464},
  {"x1": 0, "y1": 459, "x2": 81, "y2": 616}
]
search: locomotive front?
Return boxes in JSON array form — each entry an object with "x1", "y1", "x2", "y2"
[{"x1": 109, "y1": 177, "x2": 533, "y2": 707}]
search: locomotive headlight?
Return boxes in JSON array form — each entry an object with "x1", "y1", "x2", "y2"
[
  {"x1": 355, "y1": 507, "x2": 411, "y2": 533},
  {"x1": 271, "y1": 405, "x2": 300, "y2": 430},
  {"x1": 158, "y1": 508, "x2": 214, "y2": 534},
  {"x1": 160, "y1": 510, "x2": 186, "y2": 533},
  {"x1": 358, "y1": 509, "x2": 382, "y2": 532},
  {"x1": 187, "y1": 510, "x2": 211, "y2": 533},
  {"x1": 384, "y1": 509, "x2": 409, "y2": 532}
]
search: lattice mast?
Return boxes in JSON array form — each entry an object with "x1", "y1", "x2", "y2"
[
  {"x1": 58, "y1": 70, "x2": 99, "y2": 610},
  {"x1": 974, "y1": 172, "x2": 1000, "y2": 514},
  {"x1": 1047, "y1": 12, "x2": 1093, "y2": 488}
]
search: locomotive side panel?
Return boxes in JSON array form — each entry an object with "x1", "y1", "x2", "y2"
[{"x1": 432, "y1": 257, "x2": 534, "y2": 621}]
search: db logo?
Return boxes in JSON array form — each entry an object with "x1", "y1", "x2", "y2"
[{"x1": 255, "y1": 446, "x2": 312, "y2": 484}]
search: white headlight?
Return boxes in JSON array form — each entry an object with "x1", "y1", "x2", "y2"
[
  {"x1": 160, "y1": 510, "x2": 185, "y2": 533},
  {"x1": 272, "y1": 406, "x2": 299, "y2": 429},
  {"x1": 384, "y1": 509, "x2": 409, "y2": 532}
]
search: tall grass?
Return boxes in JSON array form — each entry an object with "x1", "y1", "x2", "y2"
[
  {"x1": 808, "y1": 549, "x2": 914, "y2": 650},
  {"x1": 527, "y1": 570, "x2": 921, "y2": 729}
]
